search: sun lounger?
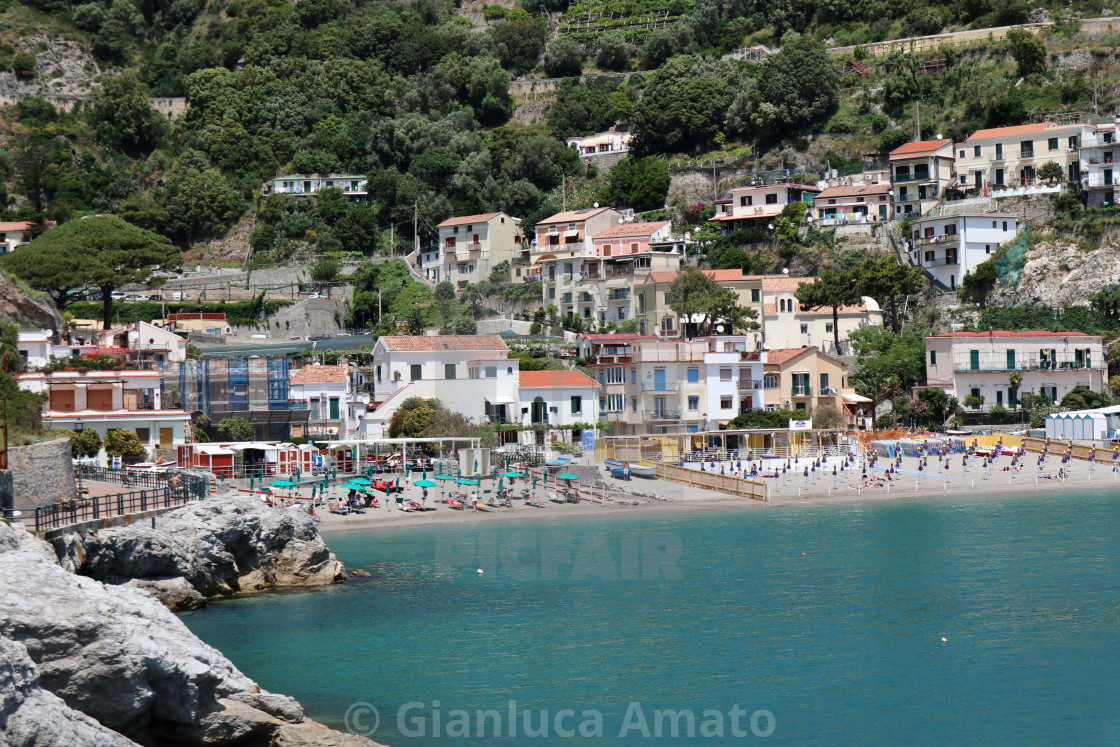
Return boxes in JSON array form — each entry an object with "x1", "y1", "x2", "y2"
[
  {"x1": 525, "y1": 496, "x2": 544, "y2": 507},
  {"x1": 328, "y1": 502, "x2": 350, "y2": 515},
  {"x1": 446, "y1": 497, "x2": 464, "y2": 510},
  {"x1": 548, "y1": 491, "x2": 564, "y2": 504}
]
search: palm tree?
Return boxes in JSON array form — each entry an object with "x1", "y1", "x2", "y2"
[{"x1": 1008, "y1": 370, "x2": 1023, "y2": 411}]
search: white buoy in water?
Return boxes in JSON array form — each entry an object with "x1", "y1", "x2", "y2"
[
  {"x1": 941, "y1": 637, "x2": 948, "y2": 642},
  {"x1": 477, "y1": 569, "x2": 484, "y2": 574}
]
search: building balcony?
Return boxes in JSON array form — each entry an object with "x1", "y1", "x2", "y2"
[
  {"x1": 912, "y1": 234, "x2": 958, "y2": 247},
  {"x1": 791, "y1": 385, "x2": 813, "y2": 397},
  {"x1": 642, "y1": 382, "x2": 681, "y2": 392},
  {"x1": 646, "y1": 409, "x2": 682, "y2": 421},
  {"x1": 738, "y1": 379, "x2": 764, "y2": 391},
  {"x1": 895, "y1": 194, "x2": 919, "y2": 203},
  {"x1": 917, "y1": 255, "x2": 960, "y2": 268},
  {"x1": 952, "y1": 358, "x2": 1095, "y2": 372}
]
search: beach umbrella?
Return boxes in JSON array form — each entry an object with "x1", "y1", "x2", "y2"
[
  {"x1": 502, "y1": 471, "x2": 526, "y2": 478},
  {"x1": 545, "y1": 460, "x2": 565, "y2": 466},
  {"x1": 498, "y1": 476, "x2": 504, "y2": 492},
  {"x1": 269, "y1": 480, "x2": 298, "y2": 488},
  {"x1": 414, "y1": 479, "x2": 437, "y2": 488},
  {"x1": 350, "y1": 477, "x2": 372, "y2": 485},
  {"x1": 457, "y1": 478, "x2": 480, "y2": 486},
  {"x1": 556, "y1": 473, "x2": 580, "y2": 481},
  {"x1": 433, "y1": 474, "x2": 455, "y2": 481}
]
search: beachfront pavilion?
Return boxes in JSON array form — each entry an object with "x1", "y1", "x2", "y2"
[
  {"x1": 323, "y1": 437, "x2": 484, "y2": 474},
  {"x1": 599, "y1": 429, "x2": 855, "y2": 464}
]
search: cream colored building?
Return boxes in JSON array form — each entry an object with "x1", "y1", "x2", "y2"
[
  {"x1": 924, "y1": 330, "x2": 1106, "y2": 410},
  {"x1": 761, "y1": 347, "x2": 868, "y2": 429},
  {"x1": 427, "y1": 211, "x2": 524, "y2": 287},
  {"x1": 888, "y1": 138, "x2": 955, "y2": 215},
  {"x1": 955, "y1": 121, "x2": 1086, "y2": 194}
]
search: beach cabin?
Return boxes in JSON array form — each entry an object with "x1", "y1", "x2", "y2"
[
  {"x1": 177, "y1": 443, "x2": 236, "y2": 477},
  {"x1": 177, "y1": 441, "x2": 302, "y2": 478},
  {"x1": 1044, "y1": 405, "x2": 1120, "y2": 442}
]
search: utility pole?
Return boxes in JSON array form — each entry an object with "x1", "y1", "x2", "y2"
[
  {"x1": 413, "y1": 200, "x2": 420, "y2": 258},
  {"x1": 389, "y1": 223, "x2": 394, "y2": 258},
  {"x1": 916, "y1": 102, "x2": 920, "y2": 141},
  {"x1": 378, "y1": 288, "x2": 382, "y2": 322}
]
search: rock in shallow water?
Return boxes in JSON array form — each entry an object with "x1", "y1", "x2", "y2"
[{"x1": 76, "y1": 496, "x2": 347, "y2": 609}]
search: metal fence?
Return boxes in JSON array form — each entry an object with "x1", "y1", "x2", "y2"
[{"x1": 6, "y1": 467, "x2": 209, "y2": 532}]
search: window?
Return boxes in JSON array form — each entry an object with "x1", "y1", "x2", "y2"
[
  {"x1": 485, "y1": 366, "x2": 497, "y2": 378},
  {"x1": 688, "y1": 395, "x2": 699, "y2": 410},
  {"x1": 605, "y1": 366, "x2": 624, "y2": 384},
  {"x1": 825, "y1": 323, "x2": 834, "y2": 333},
  {"x1": 410, "y1": 364, "x2": 422, "y2": 381},
  {"x1": 973, "y1": 145, "x2": 981, "y2": 158},
  {"x1": 633, "y1": 397, "x2": 638, "y2": 412},
  {"x1": 720, "y1": 368, "x2": 732, "y2": 381},
  {"x1": 1048, "y1": 137, "x2": 1059, "y2": 151},
  {"x1": 135, "y1": 427, "x2": 150, "y2": 442},
  {"x1": 996, "y1": 390, "x2": 1004, "y2": 406},
  {"x1": 606, "y1": 394, "x2": 625, "y2": 411},
  {"x1": 548, "y1": 287, "x2": 556, "y2": 299},
  {"x1": 1006, "y1": 349, "x2": 1016, "y2": 370},
  {"x1": 720, "y1": 395, "x2": 733, "y2": 409},
  {"x1": 687, "y1": 368, "x2": 699, "y2": 383},
  {"x1": 763, "y1": 373, "x2": 778, "y2": 388},
  {"x1": 740, "y1": 195, "x2": 752, "y2": 206},
  {"x1": 444, "y1": 363, "x2": 456, "y2": 379},
  {"x1": 751, "y1": 288, "x2": 760, "y2": 303},
  {"x1": 599, "y1": 397, "x2": 605, "y2": 412},
  {"x1": 570, "y1": 396, "x2": 582, "y2": 414},
  {"x1": 661, "y1": 316, "x2": 674, "y2": 332},
  {"x1": 959, "y1": 150, "x2": 965, "y2": 158},
  {"x1": 765, "y1": 193, "x2": 778, "y2": 204},
  {"x1": 820, "y1": 373, "x2": 830, "y2": 391},
  {"x1": 800, "y1": 323, "x2": 809, "y2": 334},
  {"x1": 995, "y1": 143, "x2": 1003, "y2": 160},
  {"x1": 930, "y1": 350, "x2": 937, "y2": 365},
  {"x1": 985, "y1": 245, "x2": 991, "y2": 254},
  {"x1": 631, "y1": 370, "x2": 637, "y2": 384},
  {"x1": 1003, "y1": 221, "x2": 1008, "y2": 231}
]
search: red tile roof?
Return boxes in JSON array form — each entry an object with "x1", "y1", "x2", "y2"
[
  {"x1": 765, "y1": 347, "x2": 815, "y2": 366},
  {"x1": 291, "y1": 364, "x2": 350, "y2": 384},
  {"x1": 816, "y1": 184, "x2": 892, "y2": 199},
  {"x1": 965, "y1": 122, "x2": 1083, "y2": 142},
  {"x1": 889, "y1": 139, "x2": 952, "y2": 158},
  {"x1": 437, "y1": 212, "x2": 502, "y2": 228},
  {"x1": 594, "y1": 221, "x2": 671, "y2": 239},
  {"x1": 519, "y1": 370, "x2": 598, "y2": 388},
  {"x1": 702, "y1": 269, "x2": 751, "y2": 281},
  {"x1": 929, "y1": 330, "x2": 1096, "y2": 338},
  {"x1": 579, "y1": 333, "x2": 657, "y2": 343},
  {"x1": 0, "y1": 221, "x2": 33, "y2": 232},
  {"x1": 378, "y1": 335, "x2": 509, "y2": 351}
]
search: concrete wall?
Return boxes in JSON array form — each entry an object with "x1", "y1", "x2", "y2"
[{"x1": 7, "y1": 438, "x2": 75, "y2": 509}]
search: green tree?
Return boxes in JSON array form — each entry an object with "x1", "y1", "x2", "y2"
[
  {"x1": 1006, "y1": 28, "x2": 1048, "y2": 78},
  {"x1": 848, "y1": 325, "x2": 928, "y2": 420},
  {"x1": 857, "y1": 255, "x2": 928, "y2": 333},
  {"x1": 217, "y1": 416, "x2": 254, "y2": 441},
  {"x1": 58, "y1": 427, "x2": 102, "y2": 458},
  {"x1": 631, "y1": 56, "x2": 735, "y2": 155},
  {"x1": 796, "y1": 270, "x2": 861, "y2": 353},
  {"x1": 753, "y1": 33, "x2": 840, "y2": 136},
  {"x1": 542, "y1": 37, "x2": 583, "y2": 78},
  {"x1": 310, "y1": 257, "x2": 341, "y2": 283},
  {"x1": 1037, "y1": 161, "x2": 1064, "y2": 182},
  {"x1": 2, "y1": 216, "x2": 179, "y2": 328},
  {"x1": 595, "y1": 33, "x2": 630, "y2": 71},
  {"x1": 87, "y1": 72, "x2": 169, "y2": 153},
  {"x1": 103, "y1": 428, "x2": 147, "y2": 459},
  {"x1": 959, "y1": 259, "x2": 998, "y2": 309},
  {"x1": 603, "y1": 156, "x2": 670, "y2": 212},
  {"x1": 666, "y1": 267, "x2": 757, "y2": 338}
]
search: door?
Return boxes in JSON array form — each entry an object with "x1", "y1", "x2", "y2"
[
  {"x1": 329, "y1": 397, "x2": 340, "y2": 420},
  {"x1": 970, "y1": 350, "x2": 979, "y2": 371},
  {"x1": 653, "y1": 369, "x2": 666, "y2": 391},
  {"x1": 1006, "y1": 349, "x2": 1016, "y2": 370},
  {"x1": 654, "y1": 396, "x2": 666, "y2": 418},
  {"x1": 879, "y1": 204, "x2": 887, "y2": 219},
  {"x1": 974, "y1": 172, "x2": 982, "y2": 190},
  {"x1": 160, "y1": 427, "x2": 173, "y2": 446}
]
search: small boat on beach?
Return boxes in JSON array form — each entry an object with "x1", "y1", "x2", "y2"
[{"x1": 629, "y1": 465, "x2": 656, "y2": 479}]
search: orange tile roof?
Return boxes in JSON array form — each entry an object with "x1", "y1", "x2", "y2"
[
  {"x1": 708, "y1": 207, "x2": 785, "y2": 221},
  {"x1": 437, "y1": 212, "x2": 503, "y2": 228},
  {"x1": 378, "y1": 335, "x2": 508, "y2": 351},
  {"x1": 594, "y1": 221, "x2": 671, "y2": 239},
  {"x1": 965, "y1": 122, "x2": 1083, "y2": 142},
  {"x1": 537, "y1": 207, "x2": 614, "y2": 225},
  {"x1": 816, "y1": 184, "x2": 891, "y2": 199},
  {"x1": 291, "y1": 364, "x2": 350, "y2": 384},
  {"x1": 888, "y1": 139, "x2": 952, "y2": 158},
  {"x1": 642, "y1": 271, "x2": 679, "y2": 284},
  {"x1": 928, "y1": 330, "x2": 1094, "y2": 338},
  {"x1": 765, "y1": 347, "x2": 815, "y2": 366},
  {"x1": 702, "y1": 269, "x2": 750, "y2": 281},
  {"x1": 743, "y1": 275, "x2": 816, "y2": 292},
  {"x1": 0, "y1": 221, "x2": 33, "y2": 232},
  {"x1": 519, "y1": 370, "x2": 598, "y2": 388}
]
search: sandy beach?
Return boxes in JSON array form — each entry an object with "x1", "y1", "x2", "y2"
[{"x1": 245, "y1": 446, "x2": 1120, "y2": 535}]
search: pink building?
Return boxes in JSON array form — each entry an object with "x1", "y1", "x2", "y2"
[{"x1": 591, "y1": 221, "x2": 674, "y2": 257}]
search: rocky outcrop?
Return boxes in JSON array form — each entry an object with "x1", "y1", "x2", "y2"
[
  {"x1": 0, "y1": 520, "x2": 379, "y2": 747},
  {"x1": 70, "y1": 496, "x2": 347, "y2": 610},
  {"x1": 990, "y1": 238, "x2": 1120, "y2": 308},
  {"x1": 0, "y1": 636, "x2": 138, "y2": 747},
  {"x1": 0, "y1": 272, "x2": 61, "y2": 330}
]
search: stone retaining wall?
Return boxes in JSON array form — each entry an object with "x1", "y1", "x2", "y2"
[{"x1": 7, "y1": 438, "x2": 75, "y2": 509}]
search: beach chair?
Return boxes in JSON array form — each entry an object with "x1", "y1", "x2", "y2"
[
  {"x1": 525, "y1": 495, "x2": 544, "y2": 508},
  {"x1": 446, "y1": 497, "x2": 464, "y2": 510},
  {"x1": 548, "y1": 491, "x2": 564, "y2": 504}
]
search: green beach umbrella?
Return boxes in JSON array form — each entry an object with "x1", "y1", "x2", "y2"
[
  {"x1": 269, "y1": 480, "x2": 299, "y2": 488},
  {"x1": 350, "y1": 477, "x2": 372, "y2": 485},
  {"x1": 556, "y1": 473, "x2": 580, "y2": 481},
  {"x1": 414, "y1": 480, "x2": 437, "y2": 488},
  {"x1": 498, "y1": 476, "x2": 504, "y2": 491},
  {"x1": 433, "y1": 474, "x2": 455, "y2": 481},
  {"x1": 502, "y1": 471, "x2": 526, "y2": 478},
  {"x1": 457, "y1": 478, "x2": 480, "y2": 486}
]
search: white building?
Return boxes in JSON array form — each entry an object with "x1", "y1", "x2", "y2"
[
  {"x1": 907, "y1": 213, "x2": 1019, "y2": 291},
  {"x1": 16, "y1": 369, "x2": 190, "y2": 454},
  {"x1": 761, "y1": 292, "x2": 883, "y2": 356},
  {"x1": 362, "y1": 335, "x2": 519, "y2": 438},
  {"x1": 924, "y1": 330, "x2": 1106, "y2": 411},
  {"x1": 0, "y1": 221, "x2": 33, "y2": 255},
  {"x1": 703, "y1": 340, "x2": 767, "y2": 430},
  {"x1": 1079, "y1": 116, "x2": 1120, "y2": 208},
  {"x1": 97, "y1": 321, "x2": 189, "y2": 365},
  {"x1": 268, "y1": 173, "x2": 368, "y2": 199},
  {"x1": 566, "y1": 131, "x2": 631, "y2": 158},
  {"x1": 289, "y1": 361, "x2": 365, "y2": 439},
  {"x1": 518, "y1": 370, "x2": 600, "y2": 427},
  {"x1": 16, "y1": 329, "x2": 56, "y2": 369}
]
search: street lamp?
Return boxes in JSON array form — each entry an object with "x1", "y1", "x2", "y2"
[{"x1": 73, "y1": 416, "x2": 84, "y2": 496}]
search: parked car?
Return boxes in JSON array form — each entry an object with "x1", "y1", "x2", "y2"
[{"x1": 147, "y1": 293, "x2": 164, "y2": 301}]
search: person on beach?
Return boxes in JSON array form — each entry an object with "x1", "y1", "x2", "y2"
[
  {"x1": 470, "y1": 491, "x2": 480, "y2": 510},
  {"x1": 421, "y1": 488, "x2": 428, "y2": 506}
]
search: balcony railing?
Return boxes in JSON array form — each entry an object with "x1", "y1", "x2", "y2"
[
  {"x1": 791, "y1": 385, "x2": 813, "y2": 397},
  {"x1": 952, "y1": 358, "x2": 1095, "y2": 372},
  {"x1": 738, "y1": 379, "x2": 764, "y2": 390},
  {"x1": 917, "y1": 255, "x2": 960, "y2": 268},
  {"x1": 642, "y1": 382, "x2": 681, "y2": 392},
  {"x1": 646, "y1": 410, "x2": 682, "y2": 420},
  {"x1": 913, "y1": 233, "x2": 958, "y2": 247},
  {"x1": 896, "y1": 194, "x2": 918, "y2": 203}
]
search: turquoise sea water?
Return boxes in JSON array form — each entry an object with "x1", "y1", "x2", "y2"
[{"x1": 181, "y1": 492, "x2": 1120, "y2": 745}]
